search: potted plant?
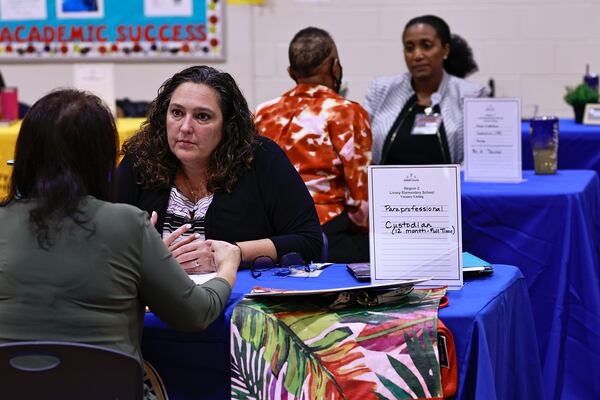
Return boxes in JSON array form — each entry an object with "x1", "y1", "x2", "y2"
[{"x1": 564, "y1": 83, "x2": 599, "y2": 123}]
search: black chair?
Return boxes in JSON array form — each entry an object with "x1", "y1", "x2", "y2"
[
  {"x1": 18, "y1": 102, "x2": 30, "y2": 118},
  {"x1": 116, "y1": 98, "x2": 151, "y2": 117},
  {"x1": 321, "y1": 231, "x2": 329, "y2": 262},
  {"x1": 488, "y1": 78, "x2": 495, "y2": 97},
  {"x1": 0, "y1": 341, "x2": 143, "y2": 400}
]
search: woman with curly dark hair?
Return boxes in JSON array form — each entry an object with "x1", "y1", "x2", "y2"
[{"x1": 117, "y1": 66, "x2": 323, "y2": 271}]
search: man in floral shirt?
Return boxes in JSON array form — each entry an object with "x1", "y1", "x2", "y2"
[{"x1": 255, "y1": 27, "x2": 372, "y2": 262}]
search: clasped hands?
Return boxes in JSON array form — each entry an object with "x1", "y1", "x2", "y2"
[{"x1": 151, "y1": 211, "x2": 227, "y2": 274}]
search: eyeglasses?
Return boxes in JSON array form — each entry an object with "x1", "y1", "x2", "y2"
[{"x1": 250, "y1": 252, "x2": 311, "y2": 278}]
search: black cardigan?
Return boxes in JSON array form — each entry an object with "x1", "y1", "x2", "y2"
[{"x1": 116, "y1": 136, "x2": 323, "y2": 263}]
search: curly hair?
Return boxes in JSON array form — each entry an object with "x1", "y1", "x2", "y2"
[
  {"x1": 121, "y1": 65, "x2": 257, "y2": 193},
  {"x1": 1, "y1": 89, "x2": 118, "y2": 247}
]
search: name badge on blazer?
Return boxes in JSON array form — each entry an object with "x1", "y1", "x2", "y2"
[{"x1": 411, "y1": 113, "x2": 442, "y2": 135}]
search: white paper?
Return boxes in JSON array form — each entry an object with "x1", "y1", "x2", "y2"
[
  {"x1": 463, "y1": 98, "x2": 522, "y2": 182},
  {"x1": 72, "y1": 63, "x2": 116, "y2": 116},
  {"x1": 284, "y1": 262, "x2": 333, "y2": 278},
  {"x1": 368, "y1": 165, "x2": 463, "y2": 288},
  {"x1": 56, "y1": 0, "x2": 104, "y2": 19},
  {"x1": 189, "y1": 272, "x2": 217, "y2": 285},
  {"x1": 245, "y1": 278, "x2": 430, "y2": 298},
  {"x1": 144, "y1": 0, "x2": 192, "y2": 17},
  {"x1": 287, "y1": 269, "x2": 325, "y2": 278},
  {"x1": 0, "y1": 0, "x2": 47, "y2": 21}
]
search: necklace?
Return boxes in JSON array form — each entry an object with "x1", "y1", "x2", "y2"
[{"x1": 181, "y1": 172, "x2": 207, "y2": 204}]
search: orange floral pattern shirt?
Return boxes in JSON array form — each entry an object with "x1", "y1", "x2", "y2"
[{"x1": 255, "y1": 84, "x2": 372, "y2": 227}]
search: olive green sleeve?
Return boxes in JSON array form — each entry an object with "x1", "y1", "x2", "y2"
[{"x1": 137, "y1": 216, "x2": 232, "y2": 331}]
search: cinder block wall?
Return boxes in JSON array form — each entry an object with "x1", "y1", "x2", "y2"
[
  {"x1": 3, "y1": 0, "x2": 599, "y2": 118},
  {"x1": 252, "y1": 0, "x2": 600, "y2": 118}
]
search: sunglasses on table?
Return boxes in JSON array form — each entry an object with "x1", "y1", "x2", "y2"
[{"x1": 250, "y1": 252, "x2": 314, "y2": 278}]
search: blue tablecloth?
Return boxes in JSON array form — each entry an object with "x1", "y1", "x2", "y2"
[
  {"x1": 461, "y1": 170, "x2": 600, "y2": 400},
  {"x1": 522, "y1": 118, "x2": 600, "y2": 176},
  {"x1": 143, "y1": 264, "x2": 543, "y2": 400}
]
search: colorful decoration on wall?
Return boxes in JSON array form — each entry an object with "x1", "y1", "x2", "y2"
[{"x1": 0, "y1": 0, "x2": 224, "y2": 61}]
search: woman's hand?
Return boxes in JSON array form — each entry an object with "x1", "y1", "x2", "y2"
[
  {"x1": 209, "y1": 240, "x2": 242, "y2": 268},
  {"x1": 172, "y1": 239, "x2": 216, "y2": 274},
  {"x1": 206, "y1": 240, "x2": 241, "y2": 287},
  {"x1": 154, "y1": 213, "x2": 216, "y2": 273}
]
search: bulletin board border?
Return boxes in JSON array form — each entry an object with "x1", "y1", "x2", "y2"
[{"x1": 0, "y1": 0, "x2": 225, "y2": 63}]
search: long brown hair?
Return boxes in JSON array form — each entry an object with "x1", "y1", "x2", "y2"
[
  {"x1": 1, "y1": 89, "x2": 118, "y2": 247},
  {"x1": 121, "y1": 65, "x2": 257, "y2": 192}
]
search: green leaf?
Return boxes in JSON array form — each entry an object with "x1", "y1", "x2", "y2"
[
  {"x1": 287, "y1": 312, "x2": 340, "y2": 342},
  {"x1": 335, "y1": 309, "x2": 400, "y2": 324},
  {"x1": 422, "y1": 323, "x2": 441, "y2": 392},
  {"x1": 310, "y1": 327, "x2": 353, "y2": 352},
  {"x1": 386, "y1": 354, "x2": 426, "y2": 398},
  {"x1": 263, "y1": 317, "x2": 288, "y2": 374},
  {"x1": 377, "y1": 372, "x2": 414, "y2": 398},
  {"x1": 249, "y1": 311, "x2": 265, "y2": 349},
  {"x1": 564, "y1": 83, "x2": 599, "y2": 106},
  {"x1": 231, "y1": 333, "x2": 267, "y2": 399},
  {"x1": 232, "y1": 302, "x2": 345, "y2": 398},
  {"x1": 402, "y1": 325, "x2": 441, "y2": 396}
]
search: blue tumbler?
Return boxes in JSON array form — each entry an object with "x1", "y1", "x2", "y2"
[{"x1": 530, "y1": 116, "x2": 559, "y2": 174}]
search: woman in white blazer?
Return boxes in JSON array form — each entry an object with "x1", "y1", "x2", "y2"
[{"x1": 365, "y1": 15, "x2": 488, "y2": 165}]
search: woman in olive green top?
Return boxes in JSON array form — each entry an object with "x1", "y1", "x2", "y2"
[{"x1": 0, "y1": 89, "x2": 240, "y2": 366}]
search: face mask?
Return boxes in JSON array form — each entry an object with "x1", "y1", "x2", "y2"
[{"x1": 330, "y1": 59, "x2": 343, "y2": 94}]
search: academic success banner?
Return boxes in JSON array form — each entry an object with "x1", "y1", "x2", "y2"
[{"x1": 0, "y1": 0, "x2": 224, "y2": 61}]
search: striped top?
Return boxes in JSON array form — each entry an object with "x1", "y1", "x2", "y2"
[{"x1": 161, "y1": 186, "x2": 213, "y2": 245}]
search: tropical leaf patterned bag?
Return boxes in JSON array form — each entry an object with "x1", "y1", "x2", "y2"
[{"x1": 231, "y1": 286, "x2": 449, "y2": 399}]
